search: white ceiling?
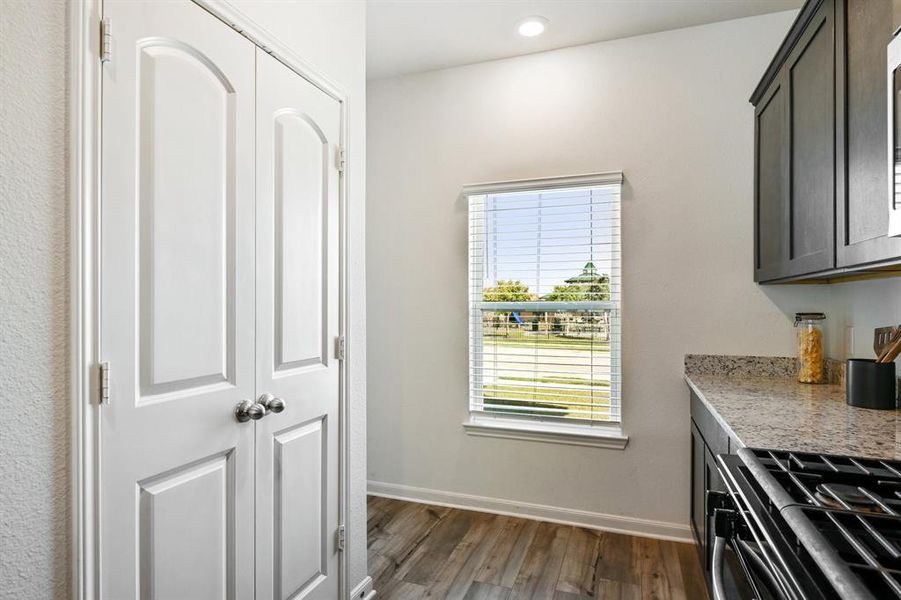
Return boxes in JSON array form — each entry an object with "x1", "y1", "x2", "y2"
[{"x1": 367, "y1": 0, "x2": 803, "y2": 80}]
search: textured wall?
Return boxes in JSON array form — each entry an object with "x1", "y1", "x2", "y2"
[
  {"x1": 366, "y1": 11, "x2": 831, "y2": 530},
  {"x1": 0, "y1": 1, "x2": 71, "y2": 599}
]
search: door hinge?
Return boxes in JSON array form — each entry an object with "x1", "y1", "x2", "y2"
[
  {"x1": 336, "y1": 525, "x2": 346, "y2": 552},
  {"x1": 335, "y1": 336, "x2": 346, "y2": 361},
  {"x1": 99, "y1": 361, "x2": 111, "y2": 405},
  {"x1": 336, "y1": 146, "x2": 346, "y2": 174},
  {"x1": 100, "y1": 18, "x2": 111, "y2": 63}
]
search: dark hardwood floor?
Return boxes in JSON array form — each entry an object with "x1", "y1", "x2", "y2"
[{"x1": 367, "y1": 496, "x2": 708, "y2": 600}]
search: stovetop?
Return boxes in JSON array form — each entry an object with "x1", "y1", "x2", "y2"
[
  {"x1": 749, "y1": 449, "x2": 901, "y2": 514},
  {"x1": 735, "y1": 448, "x2": 901, "y2": 599}
]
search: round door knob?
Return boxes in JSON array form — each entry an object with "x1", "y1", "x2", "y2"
[
  {"x1": 235, "y1": 400, "x2": 265, "y2": 423},
  {"x1": 259, "y1": 393, "x2": 286, "y2": 414}
]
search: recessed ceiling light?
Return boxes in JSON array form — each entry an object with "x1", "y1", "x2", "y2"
[{"x1": 517, "y1": 16, "x2": 548, "y2": 38}]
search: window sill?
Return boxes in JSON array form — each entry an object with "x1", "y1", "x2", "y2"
[{"x1": 462, "y1": 415, "x2": 629, "y2": 450}]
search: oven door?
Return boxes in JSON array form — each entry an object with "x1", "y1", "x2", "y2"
[
  {"x1": 712, "y1": 455, "x2": 825, "y2": 600},
  {"x1": 710, "y1": 509, "x2": 790, "y2": 600}
]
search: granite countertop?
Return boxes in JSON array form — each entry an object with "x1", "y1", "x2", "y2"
[{"x1": 684, "y1": 356, "x2": 901, "y2": 461}]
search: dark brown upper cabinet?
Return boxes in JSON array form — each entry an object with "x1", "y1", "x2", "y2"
[
  {"x1": 837, "y1": 0, "x2": 901, "y2": 268},
  {"x1": 752, "y1": 0, "x2": 901, "y2": 283}
]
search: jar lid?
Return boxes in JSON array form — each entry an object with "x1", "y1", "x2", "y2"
[{"x1": 795, "y1": 312, "x2": 826, "y2": 325}]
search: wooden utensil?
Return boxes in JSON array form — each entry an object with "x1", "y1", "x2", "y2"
[
  {"x1": 875, "y1": 326, "x2": 900, "y2": 358},
  {"x1": 877, "y1": 333, "x2": 901, "y2": 363}
]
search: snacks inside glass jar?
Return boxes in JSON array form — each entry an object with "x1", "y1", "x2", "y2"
[{"x1": 795, "y1": 312, "x2": 826, "y2": 384}]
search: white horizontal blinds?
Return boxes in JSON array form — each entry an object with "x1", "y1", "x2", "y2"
[{"x1": 469, "y1": 182, "x2": 622, "y2": 423}]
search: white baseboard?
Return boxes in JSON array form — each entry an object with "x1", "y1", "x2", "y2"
[
  {"x1": 350, "y1": 575, "x2": 375, "y2": 600},
  {"x1": 368, "y1": 481, "x2": 692, "y2": 543}
]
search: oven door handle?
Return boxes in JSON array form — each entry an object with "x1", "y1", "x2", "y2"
[
  {"x1": 711, "y1": 507, "x2": 737, "y2": 600},
  {"x1": 715, "y1": 535, "x2": 793, "y2": 600},
  {"x1": 711, "y1": 535, "x2": 729, "y2": 600}
]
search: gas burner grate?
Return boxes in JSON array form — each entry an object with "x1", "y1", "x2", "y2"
[
  {"x1": 753, "y1": 449, "x2": 901, "y2": 481},
  {"x1": 797, "y1": 506, "x2": 901, "y2": 598},
  {"x1": 740, "y1": 448, "x2": 901, "y2": 599},
  {"x1": 749, "y1": 449, "x2": 901, "y2": 516}
]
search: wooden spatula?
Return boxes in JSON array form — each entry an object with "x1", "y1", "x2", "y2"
[
  {"x1": 878, "y1": 334, "x2": 901, "y2": 363},
  {"x1": 875, "y1": 326, "x2": 901, "y2": 359},
  {"x1": 876, "y1": 332, "x2": 901, "y2": 362}
]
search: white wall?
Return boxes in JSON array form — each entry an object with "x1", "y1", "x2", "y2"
[
  {"x1": 828, "y1": 278, "x2": 901, "y2": 360},
  {"x1": 366, "y1": 10, "x2": 830, "y2": 533},
  {"x1": 0, "y1": 1, "x2": 367, "y2": 596}
]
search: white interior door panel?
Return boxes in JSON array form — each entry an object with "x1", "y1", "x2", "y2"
[
  {"x1": 100, "y1": 1, "x2": 255, "y2": 598},
  {"x1": 254, "y1": 49, "x2": 342, "y2": 600}
]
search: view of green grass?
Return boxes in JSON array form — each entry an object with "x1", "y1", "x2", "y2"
[
  {"x1": 480, "y1": 332, "x2": 613, "y2": 420},
  {"x1": 484, "y1": 332, "x2": 610, "y2": 351},
  {"x1": 483, "y1": 379, "x2": 612, "y2": 420},
  {"x1": 484, "y1": 382, "x2": 610, "y2": 405},
  {"x1": 498, "y1": 375, "x2": 611, "y2": 388},
  {"x1": 485, "y1": 338, "x2": 609, "y2": 350}
]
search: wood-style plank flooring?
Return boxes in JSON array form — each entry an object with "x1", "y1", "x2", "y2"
[{"x1": 367, "y1": 496, "x2": 708, "y2": 600}]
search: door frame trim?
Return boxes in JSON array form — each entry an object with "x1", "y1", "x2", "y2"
[
  {"x1": 69, "y1": 1, "x2": 353, "y2": 597},
  {"x1": 69, "y1": 1, "x2": 101, "y2": 597}
]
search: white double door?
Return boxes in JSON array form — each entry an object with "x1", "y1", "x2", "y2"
[{"x1": 99, "y1": 2, "x2": 342, "y2": 598}]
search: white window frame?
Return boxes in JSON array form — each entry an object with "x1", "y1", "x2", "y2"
[{"x1": 461, "y1": 172, "x2": 627, "y2": 450}]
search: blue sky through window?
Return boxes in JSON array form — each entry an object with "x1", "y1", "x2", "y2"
[{"x1": 480, "y1": 186, "x2": 619, "y2": 298}]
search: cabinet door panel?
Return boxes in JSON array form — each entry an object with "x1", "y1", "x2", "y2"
[
  {"x1": 837, "y1": 0, "x2": 901, "y2": 266},
  {"x1": 786, "y1": 2, "x2": 835, "y2": 276},
  {"x1": 755, "y1": 78, "x2": 789, "y2": 282},
  {"x1": 690, "y1": 421, "x2": 707, "y2": 572}
]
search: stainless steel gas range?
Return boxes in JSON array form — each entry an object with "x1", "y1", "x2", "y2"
[{"x1": 712, "y1": 448, "x2": 901, "y2": 600}]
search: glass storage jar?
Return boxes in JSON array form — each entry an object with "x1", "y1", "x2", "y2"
[{"x1": 795, "y1": 312, "x2": 826, "y2": 384}]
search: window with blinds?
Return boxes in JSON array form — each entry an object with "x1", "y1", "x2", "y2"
[{"x1": 468, "y1": 175, "x2": 622, "y2": 425}]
